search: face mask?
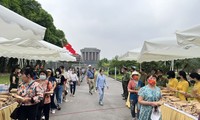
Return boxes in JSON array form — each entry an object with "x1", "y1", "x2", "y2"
[
  {"x1": 132, "y1": 76, "x2": 139, "y2": 80},
  {"x1": 39, "y1": 75, "x2": 46, "y2": 80},
  {"x1": 148, "y1": 79, "x2": 156, "y2": 86},
  {"x1": 56, "y1": 72, "x2": 59, "y2": 75}
]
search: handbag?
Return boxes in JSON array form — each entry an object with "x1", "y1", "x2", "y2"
[
  {"x1": 10, "y1": 103, "x2": 21, "y2": 119},
  {"x1": 11, "y1": 81, "x2": 35, "y2": 119}
]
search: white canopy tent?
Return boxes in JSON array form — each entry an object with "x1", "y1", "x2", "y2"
[
  {"x1": 39, "y1": 40, "x2": 76, "y2": 61},
  {"x1": 0, "y1": 5, "x2": 46, "y2": 41},
  {"x1": 118, "y1": 47, "x2": 141, "y2": 61},
  {"x1": 0, "y1": 5, "x2": 76, "y2": 62},
  {"x1": 137, "y1": 37, "x2": 200, "y2": 63},
  {"x1": 176, "y1": 24, "x2": 200, "y2": 46},
  {"x1": 0, "y1": 37, "x2": 76, "y2": 61}
]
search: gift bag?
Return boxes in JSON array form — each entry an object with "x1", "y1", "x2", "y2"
[{"x1": 151, "y1": 106, "x2": 161, "y2": 120}]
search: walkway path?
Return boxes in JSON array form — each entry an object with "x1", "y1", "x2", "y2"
[{"x1": 50, "y1": 76, "x2": 130, "y2": 120}]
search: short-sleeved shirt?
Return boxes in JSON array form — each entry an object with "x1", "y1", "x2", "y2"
[
  {"x1": 176, "y1": 80, "x2": 189, "y2": 100},
  {"x1": 17, "y1": 80, "x2": 44, "y2": 106},
  {"x1": 48, "y1": 76, "x2": 56, "y2": 86},
  {"x1": 37, "y1": 80, "x2": 52, "y2": 104},
  {"x1": 138, "y1": 85, "x2": 162, "y2": 120},
  {"x1": 168, "y1": 78, "x2": 178, "y2": 89},
  {"x1": 128, "y1": 80, "x2": 143, "y2": 102},
  {"x1": 87, "y1": 70, "x2": 94, "y2": 79},
  {"x1": 55, "y1": 75, "x2": 66, "y2": 85},
  {"x1": 122, "y1": 72, "x2": 130, "y2": 82}
]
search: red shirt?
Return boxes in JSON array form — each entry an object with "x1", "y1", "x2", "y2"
[{"x1": 128, "y1": 79, "x2": 137, "y2": 91}]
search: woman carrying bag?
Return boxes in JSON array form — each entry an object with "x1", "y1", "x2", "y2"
[
  {"x1": 14, "y1": 67, "x2": 44, "y2": 120},
  {"x1": 138, "y1": 75, "x2": 162, "y2": 120},
  {"x1": 128, "y1": 71, "x2": 143, "y2": 120}
]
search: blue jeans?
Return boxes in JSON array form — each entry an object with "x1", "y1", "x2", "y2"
[
  {"x1": 55, "y1": 85, "x2": 63, "y2": 105},
  {"x1": 130, "y1": 99, "x2": 139, "y2": 118},
  {"x1": 98, "y1": 87, "x2": 104, "y2": 102}
]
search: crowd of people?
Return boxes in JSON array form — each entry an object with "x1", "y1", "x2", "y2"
[
  {"x1": 9, "y1": 64, "x2": 109, "y2": 120},
  {"x1": 121, "y1": 66, "x2": 200, "y2": 120},
  {"x1": 9, "y1": 63, "x2": 200, "y2": 120},
  {"x1": 8, "y1": 65, "x2": 78, "y2": 120}
]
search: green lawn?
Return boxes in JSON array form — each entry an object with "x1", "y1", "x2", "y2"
[
  {"x1": 0, "y1": 74, "x2": 10, "y2": 84},
  {"x1": 109, "y1": 74, "x2": 123, "y2": 81}
]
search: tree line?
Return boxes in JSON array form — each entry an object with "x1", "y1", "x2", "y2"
[{"x1": 98, "y1": 56, "x2": 200, "y2": 75}]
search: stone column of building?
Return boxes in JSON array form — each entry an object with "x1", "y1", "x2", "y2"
[
  {"x1": 85, "y1": 52, "x2": 87, "y2": 61},
  {"x1": 97, "y1": 52, "x2": 100, "y2": 60},
  {"x1": 90, "y1": 52, "x2": 92, "y2": 61},
  {"x1": 93, "y1": 52, "x2": 95, "y2": 61},
  {"x1": 91, "y1": 52, "x2": 93, "y2": 61},
  {"x1": 85, "y1": 52, "x2": 86, "y2": 61},
  {"x1": 82, "y1": 52, "x2": 85, "y2": 61}
]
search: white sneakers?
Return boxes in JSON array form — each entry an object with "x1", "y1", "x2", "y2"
[
  {"x1": 51, "y1": 109, "x2": 56, "y2": 114},
  {"x1": 63, "y1": 99, "x2": 69, "y2": 102},
  {"x1": 41, "y1": 116, "x2": 45, "y2": 120}
]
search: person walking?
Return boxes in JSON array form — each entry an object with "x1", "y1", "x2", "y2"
[
  {"x1": 46, "y1": 68, "x2": 57, "y2": 114},
  {"x1": 94, "y1": 68, "x2": 98, "y2": 92},
  {"x1": 128, "y1": 71, "x2": 143, "y2": 120},
  {"x1": 87, "y1": 65, "x2": 95, "y2": 95},
  {"x1": 69, "y1": 69, "x2": 79, "y2": 97},
  {"x1": 96, "y1": 69, "x2": 108, "y2": 106},
  {"x1": 60, "y1": 66, "x2": 69, "y2": 102},
  {"x1": 54, "y1": 68, "x2": 66, "y2": 110}
]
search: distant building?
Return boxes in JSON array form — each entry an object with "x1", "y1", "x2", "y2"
[{"x1": 80, "y1": 48, "x2": 101, "y2": 67}]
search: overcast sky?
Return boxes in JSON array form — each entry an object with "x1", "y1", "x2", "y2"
[{"x1": 37, "y1": 0, "x2": 200, "y2": 59}]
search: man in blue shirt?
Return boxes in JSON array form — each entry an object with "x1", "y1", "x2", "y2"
[
  {"x1": 87, "y1": 65, "x2": 95, "y2": 95},
  {"x1": 96, "y1": 69, "x2": 109, "y2": 106}
]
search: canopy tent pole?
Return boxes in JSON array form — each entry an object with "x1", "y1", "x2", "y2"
[
  {"x1": 139, "y1": 63, "x2": 142, "y2": 71},
  {"x1": 170, "y1": 60, "x2": 174, "y2": 71}
]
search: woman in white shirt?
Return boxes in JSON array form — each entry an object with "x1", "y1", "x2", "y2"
[{"x1": 69, "y1": 69, "x2": 79, "y2": 97}]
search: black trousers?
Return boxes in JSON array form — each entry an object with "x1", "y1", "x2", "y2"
[
  {"x1": 122, "y1": 81, "x2": 125, "y2": 95},
  {"x1": 123, "y1": 81, "x2": 129, "y2": 99},
  {"x1": 37, "y1": 103, "x2": 50, "y2": 120},
  {"x1": 18, "y1": 104, "x2": 38, "y2": 120},
  {"x1": 70, "y1": 81, "x2": 77, "y2": 95},
  {"x1": 50, "y1": 94, "x2": 57, "y2": 109}
]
